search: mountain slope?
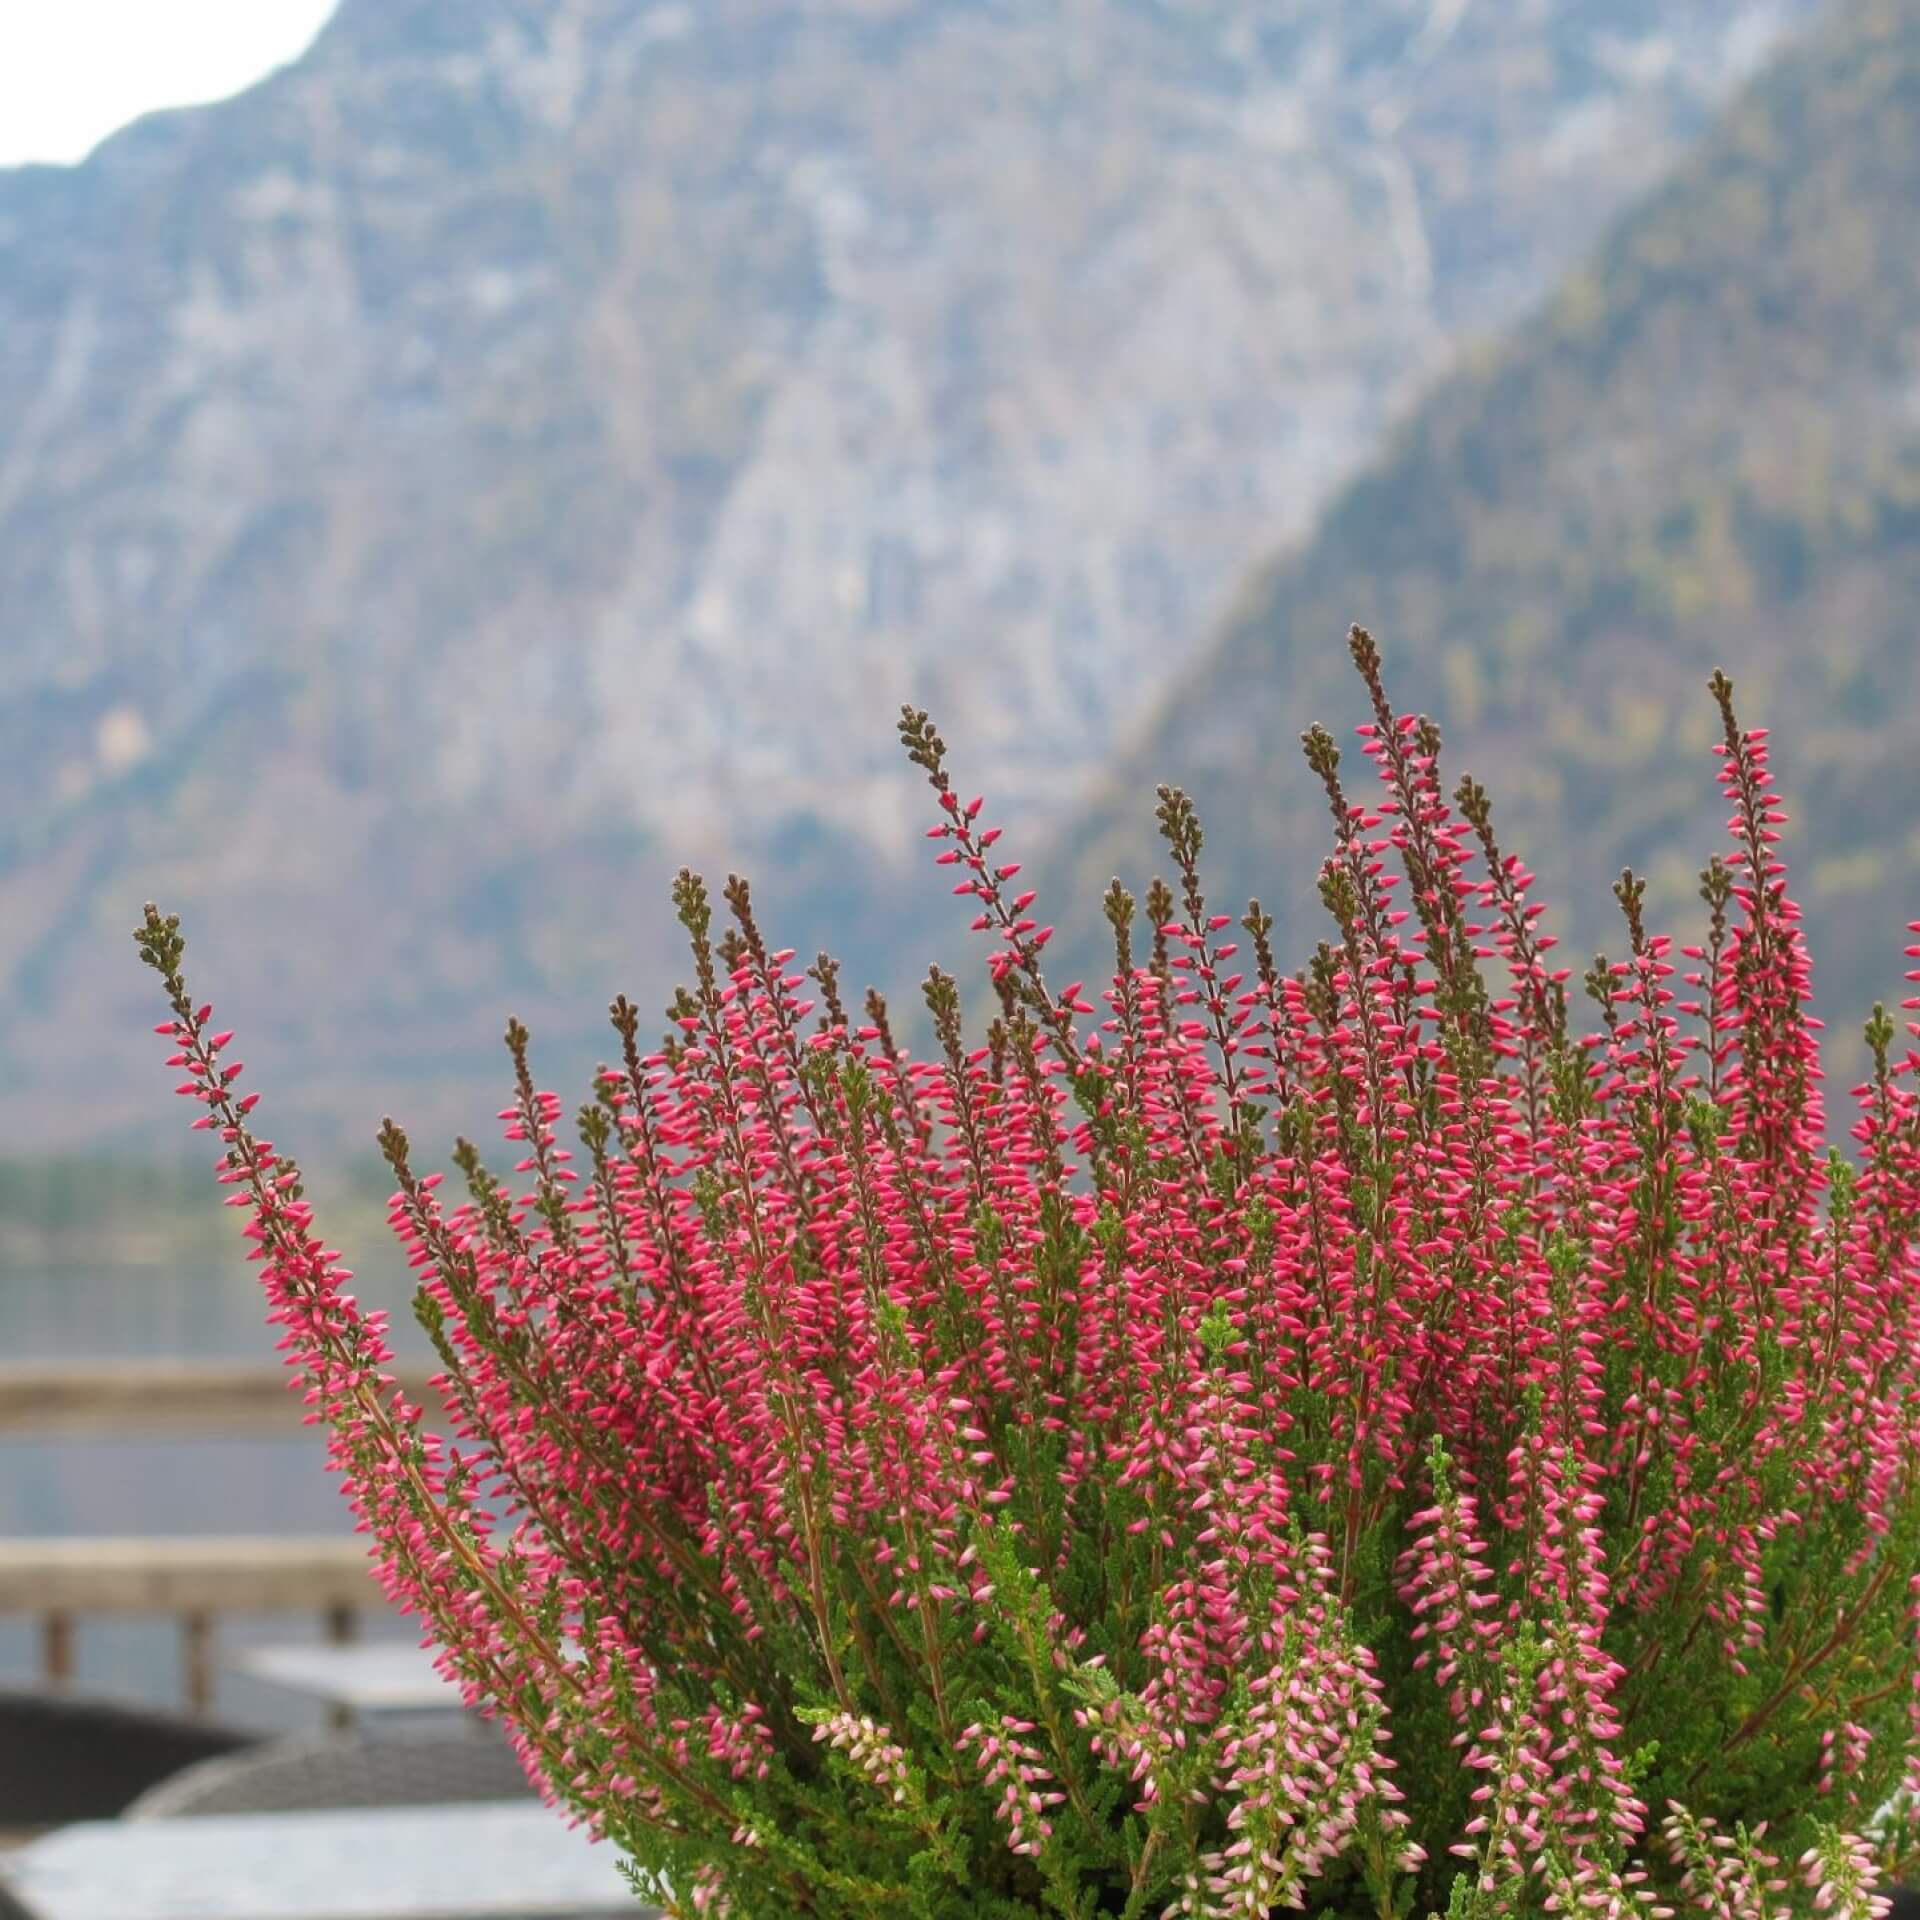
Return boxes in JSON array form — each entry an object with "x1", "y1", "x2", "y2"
[
  {"x1": 1059, "y1": 0, "x2": 1920, "y2": 1071},
  {"x1": 0, "y1": 0, "x2": 1822, "y2": 1145}
]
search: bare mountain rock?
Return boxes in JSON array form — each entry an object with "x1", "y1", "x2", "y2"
[{"x1": 0, "y1": 0, "x2": 1818, "y2": 1143}]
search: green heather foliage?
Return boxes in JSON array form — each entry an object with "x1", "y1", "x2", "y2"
[{"x1": 141, "y1": 638, "x2": 1920, "y2": 1918}]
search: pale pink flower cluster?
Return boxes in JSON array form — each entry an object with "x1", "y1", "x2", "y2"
[
  {"x1": 1802, "y1": 1829, "x2": 1891, "y2": 1920},
  {"x1": 1204, "y1": 1537, "x2": 1421, "y2": 1915},
  {"x1": 811, "y1": 1712, "x2": 912, "y2": 1805},
  {"x1": 1662, "y1": 1805, "x2": 1792, "y2": 1920},
  {"x1": 958, "y1": 1715, "x2": 1066, "y2": 1858}
]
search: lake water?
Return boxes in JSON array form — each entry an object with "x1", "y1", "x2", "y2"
[{"x1": 0, "y1": 1254, "x2": 428, "y2": 1731}]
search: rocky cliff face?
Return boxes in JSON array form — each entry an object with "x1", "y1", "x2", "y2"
[{"x1": 0, "y1": 0, "x2": 1818, "y2": 1143}]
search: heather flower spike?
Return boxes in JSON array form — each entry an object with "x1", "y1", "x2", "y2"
[{"x1": 138, "y1": 631, "x2": 1920, "y2": 1918}]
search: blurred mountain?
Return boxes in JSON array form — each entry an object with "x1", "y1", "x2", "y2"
[
  {"x1": 0, "y1": 0, "x2": 1824, "y2": 1147},
  {"x1": 1058, "y1": 0, "x2": 1920, "y2": 1079}
]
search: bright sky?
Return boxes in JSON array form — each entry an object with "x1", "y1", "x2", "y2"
[{"x1": 0, "y1": 1, "x2": 340, "y2": 168}]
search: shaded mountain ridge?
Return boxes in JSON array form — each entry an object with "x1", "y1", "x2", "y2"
[{"x1": 1058, "y1": 0, "x2": 1920, "y2": 1084}]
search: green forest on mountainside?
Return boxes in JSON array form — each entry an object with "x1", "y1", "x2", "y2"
[{"x1": 1061, "y1": 0, "x2": 1920, "y2": 1084}]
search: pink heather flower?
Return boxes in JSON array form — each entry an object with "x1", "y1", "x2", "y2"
[
  {"x1": 1662, "y1": 1804, "x2": 1793, "y2": 1920},
  {"x1": 812, "y1": 1712, "x2": 913, "y2": 1805},
  {"x1": 958, "y1": 1716, "x2": 1067, "y2": 1860},
  {"x1": 1801, "y1": 1829, "x2": 1890, "y2": 1920}
]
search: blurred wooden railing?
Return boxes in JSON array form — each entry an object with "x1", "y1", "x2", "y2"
[{"x1": 0, "y1": 1361, "x2": 435, "y2": 1713}]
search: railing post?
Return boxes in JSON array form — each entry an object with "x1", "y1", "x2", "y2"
[
  {"x1": 323, "y1": 1601, "x2": 357, "y2": 1729},
  {"x1": 182, "y1": 1609, "x2": 213, "y2": 1715},
  {"x1": 41, "y1": 1609, "x2": 73, "y2": 1688}
]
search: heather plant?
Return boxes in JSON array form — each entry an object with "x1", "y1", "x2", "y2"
[{"x1": 137, "y1": 631, "x2": 1920, "y2": 1920}]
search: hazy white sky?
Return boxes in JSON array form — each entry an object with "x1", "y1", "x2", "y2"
[{"x1": 0, "y1": 1, "x2": 339, "y2": 168}]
